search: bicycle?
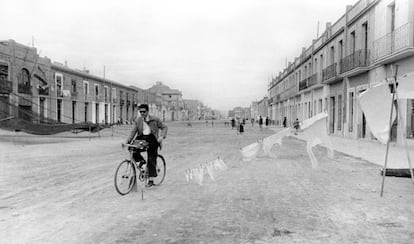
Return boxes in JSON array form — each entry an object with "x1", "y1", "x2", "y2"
[{"x1": 114, "y1": 141, "x2": 166, "y2": 196}]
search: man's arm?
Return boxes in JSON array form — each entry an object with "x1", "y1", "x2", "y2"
[
  {"x1": 157, "y1": 119, "x2": 168, "y2": 141},
  {"x1": 126, "y1": 120, "x2": 139, "y2": 143}
]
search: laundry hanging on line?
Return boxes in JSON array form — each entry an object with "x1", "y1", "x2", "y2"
[
  {"x1": 358, "y1": 82, "x2": 396, "y2": 144},
  {"x1": 185, "y1": 157, "x2": 228, "y2": 186},
  {"x1": 294, "y1": 112, "x2": 334, "y2": 168}
]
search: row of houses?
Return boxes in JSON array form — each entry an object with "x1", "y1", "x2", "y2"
[
  {"x1": 263, "y1": 0, "x2": 414, "y2": 144},
  {"x1": 0, "y1": 40, "x2": 211, "y2": 126}
]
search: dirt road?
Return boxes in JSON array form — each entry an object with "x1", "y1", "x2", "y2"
[{"x1": 1, "y1": 122, "x2": 414, "y2": 243}]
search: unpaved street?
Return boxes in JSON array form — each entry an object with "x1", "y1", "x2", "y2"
[{"x1": 1, "y1": 122, "x2": 414, "y2": 243}]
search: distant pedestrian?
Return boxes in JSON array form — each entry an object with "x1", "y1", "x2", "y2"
[
  {"x1": 283, "y1": 117, "x2": 287, "y2": 128},
  {"x1": 251, "y1": 118, "x2": 254, "y2": 127},
  {"x1": 237, "y1": 119, "x2": 244, "y2": 135},
  {"x1": 265, "y1": 117, "x2": 269, "y2": 127},
  {"x1": 211, "y1": 120, "x2": 214, "y2": 127},
  {"x1": 293, "y1": 118, "x2": 300, "y2": 134},
  {"x1": 259, "y1": 116, "x2": 263, "y2": 131},
  {"x1": 231, "y1": 118, "x2": 236, "y2": 129}
]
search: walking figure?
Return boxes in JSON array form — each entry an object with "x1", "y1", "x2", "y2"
[
  {"x1": 259, "y1": 116, "x2": 263, "y2": 131},
  {"x1": 293, "y1": 118, "x2": 300, "y2": 135}
]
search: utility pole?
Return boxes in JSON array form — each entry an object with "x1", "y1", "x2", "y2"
[{"x1": 104, "y1": 65, "x2": 114, "y2": 136}]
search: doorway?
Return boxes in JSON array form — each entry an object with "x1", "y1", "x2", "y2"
[{"x1": 329, "y1": 96, "x2": 336, "y2": 134}]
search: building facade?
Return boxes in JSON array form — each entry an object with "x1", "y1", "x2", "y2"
[
  {"x1": 268, "y1": 0, "x2": 414, "y2": 143},
  {"x1": 0, "y1": 40, "x2": 192, "y2": 126}
]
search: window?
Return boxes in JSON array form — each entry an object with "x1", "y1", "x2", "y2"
[
  {"x1": 320, "y1": 54, "x2": 323, "y2": 71},
  {"x1": 95, "y1": 84, "x2": 99, "y2": 98},
  {"x1": 71, "y1": 79, "x2": 77, "y2": 93},
  {"x1": 338, "y1": 40, "x2": 343, "y2": 60},
  {"x1": 55, "y1": 73, "x2": 63, "y2": 96},
  {"x1": 362, "y1": 22, "x2": 368, "y2": 50},
  {"x1": 104, "y1": 87, "x2": 108, "y2": 101},
  {"x1": 330, "y1": 46, "x2": 335, "y2": 65},
  {"x1": 349, "y1": 92, "x2": 354, "y2": 132},
  {"x1": 350, "y1": 31, "x2": 356, "y2": 53},
  {"x1": 19, "y1": 68, "x2": 31, "y2": 86},
  {"x1": 0, "y1": 63, "x2": 8, "y2": 81},
  {"x1": 83, "y1": 81, "x2": 89, "y2": 98},
  {"x1": 338, "y1": 95, "x2": 342, "y2": 131},
  {"x1": 388, "y1": 3, "x2": 395, "y2": 32}
]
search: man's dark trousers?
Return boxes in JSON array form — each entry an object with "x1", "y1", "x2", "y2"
[{"x1": 133, "y1": 134, "x2": 159, "y2": 177}]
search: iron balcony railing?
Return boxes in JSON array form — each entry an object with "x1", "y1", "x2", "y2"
[
  {"x1": 268, "y1": 97, "x2": 273, "y2": 105},
  {"x1": 322, "y1": 63, "x2": 337, "y2": 81},
  {"x1": 0, "y1": 80, "x2": 13, "y2": 94},
  {"x1": 372, "y1": 22, "x2": 414, "y2": 62},
  {"x1": 308, "y1": 73, "x2": 318, "y2": 87},
  {"x1": 299, "y1": 78, "x2": 307, "y2": 91},
  {"x1": 57, "y1": 90, "x2": 64, "y2": 97},
  {"x1": 340, "y1": 49, "x2": 370, "y2": 74},
  {"x1": 18, "y1": 83, "x2": 32, "y2": 95},
  {"x1": 38, "y1": 87, "x2": 49, "y2": 96}
]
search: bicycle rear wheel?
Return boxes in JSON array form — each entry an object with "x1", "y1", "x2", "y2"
[
  {"x1": 153, "y1": 155, "x2": 166, "y2": 186},
  {"x1": 114, "y1": 159, "x2": 136, "y2": 195}
]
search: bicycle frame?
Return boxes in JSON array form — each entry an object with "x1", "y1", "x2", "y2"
[{"x1": 123, "y1": 143, "x2": 149, "y2": 182}]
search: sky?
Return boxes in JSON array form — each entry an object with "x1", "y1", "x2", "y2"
[{"x1": 2, "y1": 0, "x2": 357, "y2": 111}]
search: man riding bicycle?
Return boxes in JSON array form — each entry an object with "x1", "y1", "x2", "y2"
[{"x1": 126, "y1": 104, "x2": 168, "y2": 187}]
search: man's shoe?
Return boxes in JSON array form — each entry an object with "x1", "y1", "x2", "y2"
[{"x1": 146, "y1": 180, "x2": 155, "y2": 187}]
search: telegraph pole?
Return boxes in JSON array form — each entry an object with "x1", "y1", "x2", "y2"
[{"x1": 104, "y1": 65, "x2": 114, "y2": 136}]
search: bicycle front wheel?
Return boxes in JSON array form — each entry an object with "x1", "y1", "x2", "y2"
[
  {"x1": 114, "y1": 159, "x2": 136, "y2": 195},
  {"x1": 153, "y1": 155, "x2": 166, "y2": 186}
]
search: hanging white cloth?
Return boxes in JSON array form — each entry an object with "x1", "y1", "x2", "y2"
[
  {"x1": 359, "y1": 82, "x2": 396, "y2": 144},
  {"x1": 295, "y1": 112, "x2": 334, "y2": 168},
  {"x1": 395, "y1": 72, "x2": 414, "y2": 99},
  {"x1": 262, "y1": 128, "x2": 292, "y2": 156},
  {"x1": 240, "y1": 141, "x2": 262, "y2": 161}
]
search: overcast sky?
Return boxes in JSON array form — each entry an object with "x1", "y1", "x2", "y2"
[{"x1": 2, "y1": 0, "x2": 357, "y2": 111}]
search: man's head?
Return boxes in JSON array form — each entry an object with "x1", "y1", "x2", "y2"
[{"x1": 138, "y1": 104, "x2": 149, "y2": 117}]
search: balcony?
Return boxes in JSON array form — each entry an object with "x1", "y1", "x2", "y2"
[
  {"x1": 112, "y1": 97, "x2": 117, "y2": 104},
  {"x1": 57, "y1": 90, "x2": 64, "y2": 97},
  {"x1": 127, "y1": 100, "x2": 131, "y2": 106},
  {"x1": 340, "y1": 49, "x2": 370, "y2": 75},
  {"x1": 307, "y1": 73, "x2": 318, "y2": 87},
  {"x1": 322, "y1": 63, "x2": 340, "y2": 83},
  {"x1": 372, "y1": 22, "x2": 414, "y2": 64},
  {"x1": 268, "y1": 97, "x2": 273, "y2": 105},
  {"x1": 71, "y1": 91, "x2": 78, "y2": 98},
  {"x1": 299, "y1": 78, "x2": 308, "y2": 91},
  {"x1": 18, "y1": 83, "x2": 32, "y2": 95},
  {"x1": 120, "y1": 99, "x2": 125, "y2": 106},
  {"x1": 0, "y1": 80, "x2": 12, "y2": 94},
  {"x1": 38, "y1": 86, "x2": 49, "y2": 96},
  {"x1": 84, "y1": 94, "x2": 93, "y2": 101}
]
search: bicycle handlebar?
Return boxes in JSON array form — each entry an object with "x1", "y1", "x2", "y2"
[
  {"x1": 121, "y1": 141, "x2": 162, "y2": 150},
  {"x1": 122, "y1": 143, "x2": 143, "y2": 149}
]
